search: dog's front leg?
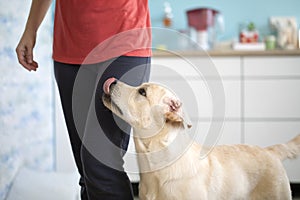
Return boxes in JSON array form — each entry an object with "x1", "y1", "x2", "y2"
[
  {"x1": 139, "y1": 181, "x2": 159, "y2": 200},
  {"x1": 139, "y1": 190, "x2": 157, "y2": 200}
]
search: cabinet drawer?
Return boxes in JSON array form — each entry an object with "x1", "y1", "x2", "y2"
[
  {"x1": 190, "y1": 121, "x2": 241, "y2": 146},
  {"x1": 244, "y1": 57, "x2": 300, "y2": 77},
  {"x1": 244, "y1": 80, "x2": 300, "y2": 118},
  {"x1": 151, "y1": 58, "x2": 200, "y2": 78},
  {"x1": 189, "y1": 80, "x2": 240, "y2": 119},
  {"x1": 218, "y1": 122, "x2": 241, "y2": 145},
  {"x1": 190, "y1": 57, "x2": 241, "y2": 77},
  {"x1": 152, "y1": 57, "x2": 241, "y2": 78}
]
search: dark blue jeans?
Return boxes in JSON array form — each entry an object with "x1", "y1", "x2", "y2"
[{"x1": 54, "y1": 56, "x2": 151, "y2": 200}]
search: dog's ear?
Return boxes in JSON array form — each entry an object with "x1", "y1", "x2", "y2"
[{"x1": 163, "y1": 97, "x2": 192, "y2": 129}]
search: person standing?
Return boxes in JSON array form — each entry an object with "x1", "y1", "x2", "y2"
[{"x1": 16, "y1": 0, "x2": 152, "y2": 199}]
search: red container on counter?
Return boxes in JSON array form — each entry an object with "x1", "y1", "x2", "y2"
[{"x1": 186, "y1": 8, "x2": 219, "y2": 31}]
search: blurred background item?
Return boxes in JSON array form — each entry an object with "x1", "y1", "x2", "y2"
[
  {"x1": 239, "y1": 22, "x2": 259, "y2": 43},
  {"x1": 265, "y1": 35, "x2": 276, "y2": 50},
  {"x1": 270, "y1": 17, "x2": 298, "y2": 49},
  {"x1": 163, "y1": 2, "x2": 173, "y2": 28},
  {"x1": 186, "y1": 8, "x2": 224, "y2": 50}
]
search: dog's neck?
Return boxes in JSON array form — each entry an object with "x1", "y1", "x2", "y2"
[
  {"x1": 133, "y1": 123, "x2": 192, "y2": 173},
  {"x1": 133, "y1": 122, "x2": 183, "y2": 150}
]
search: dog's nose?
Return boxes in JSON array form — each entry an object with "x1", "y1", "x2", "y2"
[{"x1": 103, "y1": 77, "x2": 117, "y2": 94}]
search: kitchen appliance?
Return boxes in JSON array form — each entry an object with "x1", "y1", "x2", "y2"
[{"x1": 187, "y1": 8, "x2": 224, "y2": 50}]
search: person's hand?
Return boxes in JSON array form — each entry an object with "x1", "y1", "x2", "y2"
[{"x1": 16, "y1": 30, "x2": 38, "y2": 71}]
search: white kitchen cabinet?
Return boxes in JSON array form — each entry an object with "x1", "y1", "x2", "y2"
[
  {"x1": 193, "y1": 121, "x2": 242, "y2": 145},
  {"x1": 243, "y1": 57, "x2": 300, "y2": 119},
  {"x1": 244, "y1": 80, "x2": 300, "y2": 118},
  {"x1": 243, "y1": 56, "x2": 300, "y2": 183},
  {"x1": 244, "y1": 57, "x2": 300, "y2": 76}
]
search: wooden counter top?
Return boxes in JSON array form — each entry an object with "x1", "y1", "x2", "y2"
[{"x1": 152, "y1": 49, "x2": 300, "y2": 57}]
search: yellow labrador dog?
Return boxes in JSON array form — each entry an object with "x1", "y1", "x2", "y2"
[{"x1": 102, "y1": 77, "x2": 300, "y2": 200}]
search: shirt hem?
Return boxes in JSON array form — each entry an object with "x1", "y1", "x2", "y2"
[{"x1": 53, "y1": 50, "x2": 152, "y2": 65}]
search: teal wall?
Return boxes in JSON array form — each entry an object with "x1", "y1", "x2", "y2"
[{"x1": 149, "y1": 0, "x2": 300, "y2": 41}]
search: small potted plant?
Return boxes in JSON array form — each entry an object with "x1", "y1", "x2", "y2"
[{"x1": 239, "y1": 22, "x2": 259, "y2": 43}]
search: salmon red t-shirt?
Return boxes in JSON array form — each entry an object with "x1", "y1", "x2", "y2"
[{"x1": 52, "y1": 0, "x2": 152, "y2": 64}]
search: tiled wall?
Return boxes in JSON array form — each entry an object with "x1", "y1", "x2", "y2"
[{"x1": 0, "y1": 1, "x2": 54, "y2": 199}]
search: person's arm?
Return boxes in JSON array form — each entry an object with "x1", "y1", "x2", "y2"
[{"x1": 16, "y1": 0, "x2": 52, "y2": 71}]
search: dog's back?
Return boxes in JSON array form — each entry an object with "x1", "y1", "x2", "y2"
[{"x1": 203, "y1": 134, "x2": 300, "y2": 200}]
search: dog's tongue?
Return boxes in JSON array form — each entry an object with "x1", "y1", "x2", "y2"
[{"x1": 103, "y1": 77, "x2": 116, "y2": 94}]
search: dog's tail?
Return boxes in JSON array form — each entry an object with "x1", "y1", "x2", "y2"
[{"x1": 266, "y1": 134, "x2": 300, "y2": 161}]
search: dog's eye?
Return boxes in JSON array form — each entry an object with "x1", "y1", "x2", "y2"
[{"x1": 138, "y1": 88, "x2": 147, "y2": 97}]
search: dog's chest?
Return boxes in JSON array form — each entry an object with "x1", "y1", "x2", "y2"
[
  {"x1": 139, "y1": 161, "x2": 208, "y2": 200},
  {"x1": 140, "y1": 175, "x2": 207, "y2": 200}
]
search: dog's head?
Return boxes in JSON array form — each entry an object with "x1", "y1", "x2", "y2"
[{"x1": 102, "y1": 78, "x2": 192, "y2": 137}]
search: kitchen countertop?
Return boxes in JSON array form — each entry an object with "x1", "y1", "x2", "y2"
[{"x1": 152, "y1": 49, "x2": 300, "y2": 57}]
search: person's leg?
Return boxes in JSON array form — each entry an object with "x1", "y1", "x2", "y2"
[
  {"x1": 80, "y1": 56, "x2": 151, "y2": 200},
  {"x1": 54, "y1": 61, "x2": 98, "y2": 200}
]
